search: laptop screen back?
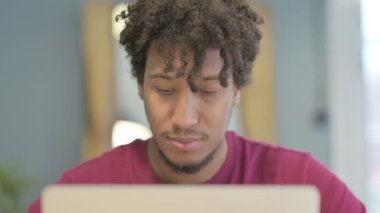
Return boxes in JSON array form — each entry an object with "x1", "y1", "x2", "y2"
[{"x1": 42, "y1": 185, "x2": 320, "y2": 213}]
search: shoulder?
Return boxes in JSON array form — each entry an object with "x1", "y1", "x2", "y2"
[
  {"x1": 226, "y1": 131, "x2": 336, "y2": 183},
  {"x1": 227, "y1": 131, "x2": 311, "y2": 178},
  {"x1": 60, "y1": 139, "x2": 148, "y2": 183},
  {"x1": 227, "y1": 132, "x2": 365, "y2": 212},
  {"x1": 28, "y1": 140, "x2": 149, "y2": 213}
]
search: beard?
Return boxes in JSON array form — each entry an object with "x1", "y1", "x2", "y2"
[
  {"x1": 154, "y1": 138, "x2": 222, "y2": 174},
  {"x1": 158, "y1": 147, "x2": 216, "y2": 174},
  {"x1": 152, "y1": 124, "x2": 224, "y2": 174}
]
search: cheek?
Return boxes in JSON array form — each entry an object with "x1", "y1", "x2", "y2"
[
  {"x1": 144, "y1": 94, "x2": 172, "y2": 130},
  {"x1": 203, "y1": 96, "x2": 234, "y2": 132}
]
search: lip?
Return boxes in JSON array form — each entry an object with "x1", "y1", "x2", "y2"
[{"x1": 167, "y1": 136, "x2": 202, "y2": 151}]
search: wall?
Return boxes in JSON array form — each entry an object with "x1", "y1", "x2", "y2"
[
  {"x1": 264, "y1": 0, "x2": 330, "y2": 165},
  {"x1": 0, "y1": 0, "x2": 85, "y2": 210},
  {"x1": 265, "y1": 0, "x2": 367, "y2": 203},
  {"x1": 326, "y1": 0, "x2": 368, "y2": 203}
]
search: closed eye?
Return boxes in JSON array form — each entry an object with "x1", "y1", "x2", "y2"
[
  {"x1": 200, "y1": 90, "x2": 219, "y2": 96},
  {"x1": 155, "y1": 87, "x2": 175, "y2": 95}
]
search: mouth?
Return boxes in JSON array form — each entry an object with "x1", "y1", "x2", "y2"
[{"x1": 167, "y1": 136, "x2": 202, "y2": 151}]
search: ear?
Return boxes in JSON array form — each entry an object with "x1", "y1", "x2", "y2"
[
  {"x1": 138, "y1": 83, "x2": 144, "y2": 100},
  {"x1": 233, "y1": 87, "x2": 241, "y2": 105}
]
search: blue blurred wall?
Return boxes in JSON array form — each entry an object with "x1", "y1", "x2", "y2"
[
  {"x1": 266, "y1": 0, "x2": 330, "y2": 165},
  {"x1": 0, "y1": 0, "x2": 85, "y2": 209}
]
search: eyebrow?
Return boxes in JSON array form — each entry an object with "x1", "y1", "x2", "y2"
[{"x1": 201, "y1": 75, "x2": 220, "y2": 81}]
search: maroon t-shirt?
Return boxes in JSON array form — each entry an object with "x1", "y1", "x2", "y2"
[{"x1": 29, "y1": 131, "x2": 365, "y2": 212}]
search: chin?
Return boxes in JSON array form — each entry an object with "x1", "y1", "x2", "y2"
[{"x1": 159, "y1": 147, "x2": 216, "y2": 174}]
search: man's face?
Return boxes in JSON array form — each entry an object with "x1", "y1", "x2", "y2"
[{"x1": 139, "y1": 44, "x2": 241, "y2": 173}]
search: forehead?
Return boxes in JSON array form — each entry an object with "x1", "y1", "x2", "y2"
[{"x1": 145, "y1": 43, "x2": 225, "y2": 78}]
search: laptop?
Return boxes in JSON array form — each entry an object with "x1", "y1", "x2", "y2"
[{"x1": 42, "y1": 185, "x2": 320, "y2": 213}]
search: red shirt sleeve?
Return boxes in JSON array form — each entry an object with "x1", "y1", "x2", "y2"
[
  {"x1": 28, "y1": 173, "x2": 72, "y2": 213},
  {"x1": 304, "y1": 155, "x2": 366, "y2": 213}
]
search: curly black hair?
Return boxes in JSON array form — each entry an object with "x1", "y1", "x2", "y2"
[{"x1": 117, "y1": 0, "x2": 263, "y2": 92}]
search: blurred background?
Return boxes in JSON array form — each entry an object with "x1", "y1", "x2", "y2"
[{"x1": 0, "y1": 0, "x2": 379, "y2": 212}]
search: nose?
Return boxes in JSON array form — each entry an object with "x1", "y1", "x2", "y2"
[{"x1": 171, "y1": 91, "x2": 199, "y2": 129}]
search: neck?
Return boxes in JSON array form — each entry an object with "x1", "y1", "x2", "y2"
[{"x1": 147, "y1": 138, "x2": 228, "y2": 183}]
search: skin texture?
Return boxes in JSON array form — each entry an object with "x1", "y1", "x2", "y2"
[{"x1": 139, "y1": 43, "x2": 241, "y2": 183}]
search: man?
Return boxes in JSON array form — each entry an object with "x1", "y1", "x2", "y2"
[{"x1": 29, "y1": 0, "x2": 365, "y2": 212}]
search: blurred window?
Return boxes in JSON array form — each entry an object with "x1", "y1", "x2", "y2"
[
  {"x1": 361, "y1": 0, "x2": 380, "y2": 212},
  {"x1": 112, "y1": 120, "x2": 152, "y2": 148}
]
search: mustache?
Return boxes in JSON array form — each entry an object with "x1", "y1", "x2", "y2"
[{"x1": 161, "y1": 127, "x2": 209, "y2": 139}]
